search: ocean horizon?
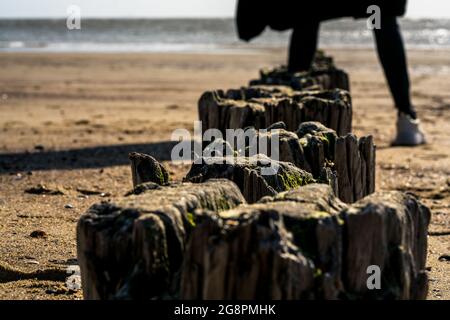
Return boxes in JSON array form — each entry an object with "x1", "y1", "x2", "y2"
[{"x1": 1, "y1": 18, "x2": 450, "y2": 53}]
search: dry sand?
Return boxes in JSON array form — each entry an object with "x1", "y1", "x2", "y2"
[{"x1": 0, "y1": 48, "x2": 449, "y2": 300}]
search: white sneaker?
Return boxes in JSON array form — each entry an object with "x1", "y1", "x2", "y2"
[{"x1": 392, "y1": 112, "x2": 427, "y2": 146}]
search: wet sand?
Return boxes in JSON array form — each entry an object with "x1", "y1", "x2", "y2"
[{"x1": 0, "y1": 48, "x2": 449, "y2": 299}]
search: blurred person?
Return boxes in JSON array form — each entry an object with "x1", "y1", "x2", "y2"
[{"x1": 236, "y1": 0, "x2": 426, "y2": 146}]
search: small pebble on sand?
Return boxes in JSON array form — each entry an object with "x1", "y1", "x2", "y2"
[{"x1": 30, "y1": 230, "x2": 47, "y2": 238}]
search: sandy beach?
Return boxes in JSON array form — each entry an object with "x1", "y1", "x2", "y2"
[{"x1": 0, "y1": 48, "x2": 449, "y2": 299}]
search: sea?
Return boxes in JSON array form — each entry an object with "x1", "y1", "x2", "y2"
[{"x1": 1, "y1": 18, "x2": 449, "y2": 53}]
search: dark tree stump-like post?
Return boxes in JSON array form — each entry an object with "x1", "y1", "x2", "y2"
[
  {"x1": 129, "y1": 152, "x2": 169, "y2": 187},
  {"x1": 184, "y1": 155, "x2": 316, "y2": 203},
  {"x1": 181, "y1": 184, "x2": 431, "y2": 300},
  {"x1": 199, "y1": 87, "x2": 352, "y2": 137},
  {"x1": 77, "y1": 179, "x2": 245, "y2": 300}
]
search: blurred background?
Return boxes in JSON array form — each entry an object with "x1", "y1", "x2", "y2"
[{"x1": 1, "y1": 0, "x2": 450, "y2": 53}]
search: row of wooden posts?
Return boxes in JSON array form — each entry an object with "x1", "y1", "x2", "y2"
[{"x1": 76, "y1": 53, "x2": 431, "y2": 300}]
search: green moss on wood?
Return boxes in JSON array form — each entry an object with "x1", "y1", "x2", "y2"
[
  {"x1": 277, "y1": 170, "x2": 315, "y2": 192},
  {"x1": 186, "y1": 212, "x2": 196, "y2": 227}
]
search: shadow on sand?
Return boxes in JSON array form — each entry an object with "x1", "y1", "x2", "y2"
[{"x1": 0, "y1": 141, "x2": 180, "y2": 173}]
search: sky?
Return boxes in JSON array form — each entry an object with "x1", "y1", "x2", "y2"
[{"x1": 0, "y1": 0, "x2": 449, "y2": 19}]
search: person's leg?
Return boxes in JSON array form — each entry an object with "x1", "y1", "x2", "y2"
[
  {"x1": 373, "y1": 15, "x2": 417, "y2": 118},
  {"x1": 374, "y1": 15, "x2": 426, "y2": 145},
  {"x1": 288, "y1": 20, "x2": 320, "y2": 73}
]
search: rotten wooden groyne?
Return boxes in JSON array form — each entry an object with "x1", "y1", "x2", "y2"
[
  {"x1": 196, "y1": 121, "x2": 375, "y2": 204},
  {"x1": 76, "y1": 51, "x2": 430, "y2": 300},
  {"x1": 199, "y1": 86, "x2": 352, "y2": 137},
  {"x1": 78, "y1": 173, "x2": 430, "y2": 300},
  {"x1": 250, "y1": 50, "x2": 350, "y2": 91},
  {"x1": 198, "y1": 52, "x2": 374, "y2": 203}
]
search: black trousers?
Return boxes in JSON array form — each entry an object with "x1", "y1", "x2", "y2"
[{"x1": 288, "y1": 16, "x2": 416, "y2": 118}]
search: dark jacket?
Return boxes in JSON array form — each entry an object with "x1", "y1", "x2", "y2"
[{"x1": 237, "y1": 0, "x2": 407, "y2": 41}]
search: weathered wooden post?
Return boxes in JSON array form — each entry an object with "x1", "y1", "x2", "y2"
[{"x1": 76, "y1": 51, "x2": 430, "y2": 301}]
